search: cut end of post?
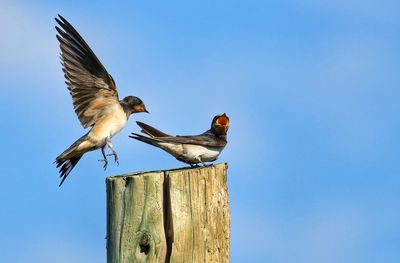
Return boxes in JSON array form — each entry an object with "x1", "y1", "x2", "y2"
[
  {"x1": 107, "y1": 162, "x2": 228, "y2": 181},
  {"x1": 106, "y1": 163, "x2": 230, "y2": 263}
]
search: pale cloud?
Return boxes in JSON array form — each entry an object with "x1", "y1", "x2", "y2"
[{"x1": 0, "y1": 1, "x2": 57, "y2": 74}]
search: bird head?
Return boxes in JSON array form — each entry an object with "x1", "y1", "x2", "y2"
[
  {"x1": 211, "y1": 113, "x2": 229, "y2": 136},
  {"x1": 122, "y1": 96, "x2": 149, "y2": 115}
]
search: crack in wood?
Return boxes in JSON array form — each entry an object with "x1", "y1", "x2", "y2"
[{"x1": 106, "y1": 163, "x2": 229, "y2": 263}]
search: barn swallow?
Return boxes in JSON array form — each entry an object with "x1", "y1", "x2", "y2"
[
  {"x1": 54, "y1": 15, "x2": 148, "y2": 186},
  {"x1": 129, "y1": 114, "x2": 229, "y2": 166}
]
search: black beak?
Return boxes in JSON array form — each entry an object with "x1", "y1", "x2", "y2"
[{"x1": 144, "y1": 109, "x2": 149, "y2": 113}]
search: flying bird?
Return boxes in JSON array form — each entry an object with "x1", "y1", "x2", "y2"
[
  {"x1": 54, "y1": 15, "x2": 148, "y2": 186},
  {"x1": 129, "y1": 114, "x2": 229, "y2": 166}
]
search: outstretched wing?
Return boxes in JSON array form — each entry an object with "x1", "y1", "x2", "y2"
[
  {"x1": 55, "y1": 15, "x2": 119, "y2": 128},
  {"x1": 158, "y1": 132, "x2": 227, "y2": 147}
]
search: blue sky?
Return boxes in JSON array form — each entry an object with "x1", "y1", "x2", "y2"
[{"x1": 1, "y1": 0, "x2": 400, "y2": 262}]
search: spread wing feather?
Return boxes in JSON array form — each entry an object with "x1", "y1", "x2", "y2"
[{"x1": 55, "y1": 15, "x2": 119, "y2": 128}]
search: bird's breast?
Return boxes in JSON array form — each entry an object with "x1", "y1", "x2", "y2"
[{"x1": 88, "y1": 105, "x2": 127, "y2": 142}]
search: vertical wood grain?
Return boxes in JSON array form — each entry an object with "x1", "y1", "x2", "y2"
[{"x1": 106, "y1": 163, "x2": 229, "y2": 263}]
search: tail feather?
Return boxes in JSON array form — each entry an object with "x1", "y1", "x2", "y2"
[
  {"x1": 56, "y1": 156, "x2": 82, "y2": 186},
  {"x1": 55, "y1": 133, "x2": 88, "y2": 186},
  {"x1": 136, "y1": 121, "x2": 170, "y2": 137},
  {"x1": 129, "y1": 133, "x2": 161, "y2": 147}
]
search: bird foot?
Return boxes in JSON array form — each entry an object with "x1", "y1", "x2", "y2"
[
  {"x1": 107, "y1": 153, "x2": 119, "y2": 166},
  {"x1": 98, "y1": 159, "x2": 108, "y2": 170}
]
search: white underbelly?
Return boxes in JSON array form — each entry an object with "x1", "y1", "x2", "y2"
[
  {"x1": 109, "y1": 117, "x2": 126, "y2": 137},
  {"x1": 183, "y1": 144, "x2": 221, "y2": 162},
  {"x1": 88, "y1": 107, "x2": 127, "y2": 142},
  {"x1": 99, "y1": 119, "x2": 126, "y2": 138},
  {"x1": 159, "y1": 143, "x2": 222, "y2": 163}
]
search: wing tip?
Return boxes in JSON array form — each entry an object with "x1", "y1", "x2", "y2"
[
  {"x1": 54, "y1": 15, "x2": 63, "y2": 26},
  {"x1": 56, "y1": 14, "x2": 66, "y2": 24}
]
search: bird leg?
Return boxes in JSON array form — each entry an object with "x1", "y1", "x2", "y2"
[
  {"x1": 195, "y1": 156, "x2": 208, "y2": 167},
  {"x1": 98, "y1": 145, "x2": 109, "y2": 170},
  {"x1": 106, "y1": 137, "x2": 119, "y2": 165}
]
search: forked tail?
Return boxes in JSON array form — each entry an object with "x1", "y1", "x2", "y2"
[
  {"x1": 129, "y1": 133, "x2": 161, "y2": 147},
  {"x1": 55, "y1": 156, "x2": 82, "y2": 186},
  {"x1": 55, "y1": 133, "x2": 89, "y2": 186}
]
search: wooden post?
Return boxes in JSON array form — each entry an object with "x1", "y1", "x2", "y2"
[{"x1": 106, "y1": 163, "x2": 230, "y2": 263}]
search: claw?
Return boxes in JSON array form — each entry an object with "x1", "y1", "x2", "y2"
[
  {"x1": 105, "y1": 137, "x2": 119, "y2": 166},
  {"x1": 98, "y1": 159, "x2": 108, "y2": 170},
  {"x1": 107, "y1": 153, "x2": 119, "y2": 165},
  {"x1": 99, "y1": 146, "x2": 108, "y2": 170}
]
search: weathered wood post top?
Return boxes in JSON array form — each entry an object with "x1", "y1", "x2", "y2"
[{"x1": 106, "y1": 163, "x2": 230, "y2": 263}]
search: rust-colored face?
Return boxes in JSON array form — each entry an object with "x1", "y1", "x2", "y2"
[
  {"x1": 133, "y1": 103, "x2": 149, "y2": 113},
  {"x1": 212, "y1": 113, "x2": 229, "y2": 135}
]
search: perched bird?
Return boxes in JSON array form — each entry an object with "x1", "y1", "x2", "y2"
[
  {"x1": 129, "y1": 114, "x2": 229, "y2": 166},
  {"x1": 54, "y1": 15, "x2": 148, "y2": 186}
]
